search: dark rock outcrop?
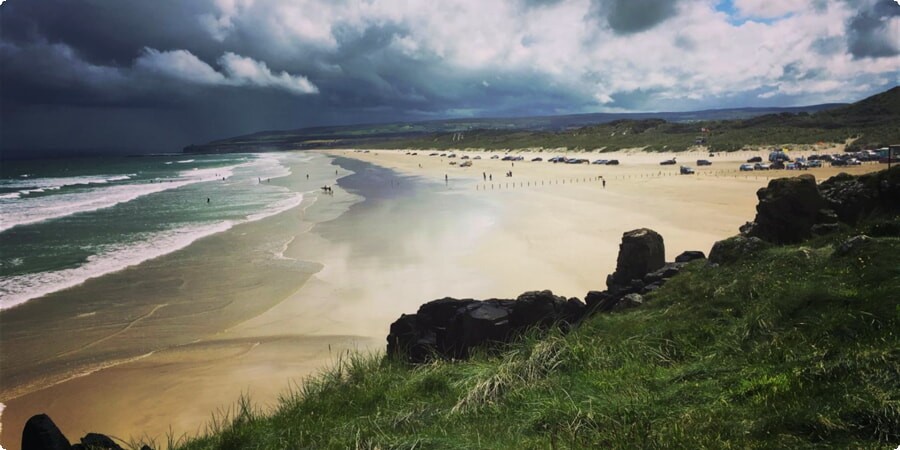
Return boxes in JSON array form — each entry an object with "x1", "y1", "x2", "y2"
[
  {"x1": 22, "y1": 414, "x2": 133, "y2": 450},
  {"x1": 387, "y1": 291, "x2": 582, "y2": 362},
  {"x1": 607, "y1": 228, "x2": 665, "y2": 288},
  {"x1": 22, "y1": 414, "x2": 70, "y2": 450},
  {"x1": 708, "y1": 235, "x2": 770, "y2": 265},
  {"x1": 743, "y1": 174, "x2": 825, "y2": 244},
  {"x1": 73, "y1": 433, "x2": 124, "y2": 450},
  {"x1": 675, "y1": 250, "x2": 706, "y2": 263}
]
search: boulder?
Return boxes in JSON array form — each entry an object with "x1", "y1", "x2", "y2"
[
  {"x1": 510, "y1": 290, "x2": 566, "y2": 328},
  {"x1": 613, "y1": 293, "x2": 644, "y2": 311},
  {"x1": 388, "y1": 292, "x2": 582, "y2": 362},
  {"x1": 744, "y1": 174, "x2": 825, "y2": 244},
  {"x1": 708, "y1": 236, "x2": 770, "y2": 265},
  {"x1": 447, "y1": 301, "x2": 512, "y2": 357},
  {"x1": 643, "y1": 262, "x2": 684, "y2": 284},
  {"x1": 22, "y1": 414, "x2": 70, "y2": 450},
  {"x1": 834, "y1": 235, "x2": 872, "y2": 257},
  {"x1": 674, "y1": 250, "x2": 706, "y2": 263},
  {"x1": 818, "y1": 173, "x2": 878, "y2": 223},
  {"x1": 75, "y1": 433, "x2": 124, "y2": 450},
  {"x1": 608, "y1": 228, "x2": 665, "y2": 288},
  {"x1": 585, "y1": 290, "x2": 616, "y2": 312}
]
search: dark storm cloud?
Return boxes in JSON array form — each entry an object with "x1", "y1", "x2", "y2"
[
  {"x1": 591, "y1": 0, "x2": 680, "y2": 34},
  {"x1": 846, "y1": 0, "x2": 900, "y2": 59}
]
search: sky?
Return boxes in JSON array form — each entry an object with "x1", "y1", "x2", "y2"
[{"x1": 1, "y1": 0, "x2": 898, "y2": 157}]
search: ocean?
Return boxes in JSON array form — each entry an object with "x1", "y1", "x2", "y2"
[{"x1": 0, "y1": 152, "x2": 312, "y2": 310}]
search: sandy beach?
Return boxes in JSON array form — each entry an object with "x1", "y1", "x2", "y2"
[{"x1": 1, "y1": 148, "x2": 885, "y2": 447}]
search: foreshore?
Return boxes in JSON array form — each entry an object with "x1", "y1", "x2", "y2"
[{"x1": 0, "y1": 148, "x2": 885, "y2": 447}]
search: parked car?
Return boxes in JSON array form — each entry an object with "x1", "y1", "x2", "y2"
[
  {"x1": 847, "y1": 158, "x2": 862, "y2": 166},
  {"x1": 490, "y1": 155, "x2": 500, "y2": 159},
  {"x1": 460, "y1": 160, "x2": 472, "y2": 167},
  {"x1": 448, "y1": 153, "x2": 457, "y2": 158},
  {"x1": 440, "y1": 153, "x2": 447, "y2": 157},
  {"x1": 807, "y1": 160, "x2": 822, "y2": 168},
  {"x1": 770, "y1": 161, "x2": 786, "y2": 170},
  {"x1": 549, "y1": 156, "x2": 567, "y2": 163},
  {"x1": 592, "y1": 159, "x2": 609, "y2": 165},
  {"x1": 754, "y1": 163, "x2": 771, "y2": 170},
  {"x1": 747, "y1": 156, "x2": 763, "y2": 163},
  {"x1": 831, "y1": 159, "x2": 848, "y2": 166},
  {"x1": 605, "y1": 159, "x2": 620, "y2": 165},
  {"x1": 739, "y1": 164, "x2": 754, "y2": 171},
  {"x1": 531, "y1": 157, "x2": 543, "y2": 162},
  {"x1": 679, "y1": 166, "x2": 695, "y2": 175},
  {"x1": 660, "y1": 158, "x2": 677, "y2": 165},
  {"x1": 429, "y1": 152, "x2": 439, "y2": 156},
  {"x1": 696, "y1": 159, "x2": 712, "y2": 166},
  {"x1": 473, "y1": 156, "x2": 482, "y2": 160}
]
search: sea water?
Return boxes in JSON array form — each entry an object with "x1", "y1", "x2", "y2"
[{"x1": 0, "y1": 152, "x2": 313, "y2": 310}]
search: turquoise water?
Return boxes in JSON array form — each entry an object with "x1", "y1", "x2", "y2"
[{"x1": 0, "y1": 152, "x2": 313, "y2": 309}]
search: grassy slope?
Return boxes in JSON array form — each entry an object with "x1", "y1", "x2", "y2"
[{"x1": 173, "y1": 217, "x2": 899, "y2": 450}]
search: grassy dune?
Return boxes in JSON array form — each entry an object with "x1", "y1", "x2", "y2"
[{"x1": 170, "y1": 216, "x2": 900, "y2": 449}]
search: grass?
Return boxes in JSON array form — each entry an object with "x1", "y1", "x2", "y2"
[{"x1": 168, "y1": 218, "x2": 900, "y2": 449}]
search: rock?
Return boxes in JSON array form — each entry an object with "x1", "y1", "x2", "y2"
[
  {"x1": 708, "y1": 236, "x2": 770, "y2": 265},
  {"x1": 562, "y1": 298, "x2": 587, "y2": 325},
  {"x1": 77, "y1": 433, "x2": 124, "y2": 450},
  {"x1": 447, "y1": 301, "x2": 512, "y2": 358},
  {"x1": 22, "y1": 414, "x2": 71, "y2": 450},
  {"x1": 818, "y1": 173, "x2": 878, "y2": 223},
  {"x1": 388, "y1": 292, "x2": 583, "y2": 362},
  {"x1": 835, "y1": 235, "x2": 872, "y2": 256},
  {"x1": 641, "y1": 283, "x2": 662, "y2": 295},
  {"x1": 643, "y1": 263, "x2": 684, "y2": 284},
  {"x1": 744, "y1": 174, "x2": 825, "y2": 244},
  {"x1": 674, "y1": 250, "x2": 706, "y2": 263},
  {"x1": 585, "y1": 290, "x2": 616, "y2": 312},
  {"x1": 608, "y1": 228, "x2": 666, "y2": 288},
  {"x1": 510, "y1": 290, "x2": 566, "y2": 328},
  {"x1": 613, "y1": 293, "x2": 644, "y2": 311}
]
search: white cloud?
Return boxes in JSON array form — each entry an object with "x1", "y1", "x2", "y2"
[
  {"x1": 218, "y1": 52, "x2": 319, "y2": 94},
  {"x1": 134, "y1": 48, "x2": 317, "y2": 94},
  {"x1": 135, "y1": 48, "x2": 226, "y2": 84}
]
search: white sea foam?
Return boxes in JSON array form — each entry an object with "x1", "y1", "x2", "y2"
[
  {"x1": 176, "y1": 159, "x2": 195, "y2": 163},
  {"x1": 0, "y1": 191, "x2": 304, "y2": 310},
  {"x1": 0, "y1": 168, "x2": 232, "y2": 232},
  {"x1": 0, "y1": 174, "x2": 135, "y2": 190}
]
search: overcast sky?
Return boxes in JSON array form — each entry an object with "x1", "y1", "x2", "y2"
[{"x1": 1, "y1": 0, "x2": 898, "y2": 156}]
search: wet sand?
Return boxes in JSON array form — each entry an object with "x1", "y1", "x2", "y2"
[{"x1": 1, "y1": 148, "x2": 885, "y2": 447}]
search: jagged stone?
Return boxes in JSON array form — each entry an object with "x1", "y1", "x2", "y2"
[
  {"x1": 674, "y1": 250, "x2": 706, "y2": 263},
  {"x1": 608, "y1": 228, "x2": 665, "y2": 288},
  {"x1": 613, "y1": 293, "x2": 644, "y2": 311},
  {"x1": 22, "y1": 414, "x2": 70, "y2": 450},
  {"x1": 77, "y1": 433, "x2": 124, "y2": 450},
  {"x1": 708, "y1": 236, "x2": 770, "y2": 265},
  {"x1": 387, "y1": 291, "x2": 582, "y2": 362},
  {"x1": 744, "y1": 174, "x2": 825, "y2": 244}
]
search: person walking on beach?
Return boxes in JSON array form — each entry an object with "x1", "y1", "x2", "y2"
[
  {"x1": 306, "y1": 174, "x2": 309, "y2": 179},
  {"x1": 489, "y1": 174, "x2": 492, "y2": 181},
  {"x1": 207, "y1": 197, "x2": 210, "y2": 203},
  {"x1": 602, "y1": 178, "x2": 606, "y2": 189},
  {"x1": 445, "y1": 174, "x2": 448, "y2": 184},
  {"x1": 483, "y1": 172, "x2": 486, "y2": 181}
]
